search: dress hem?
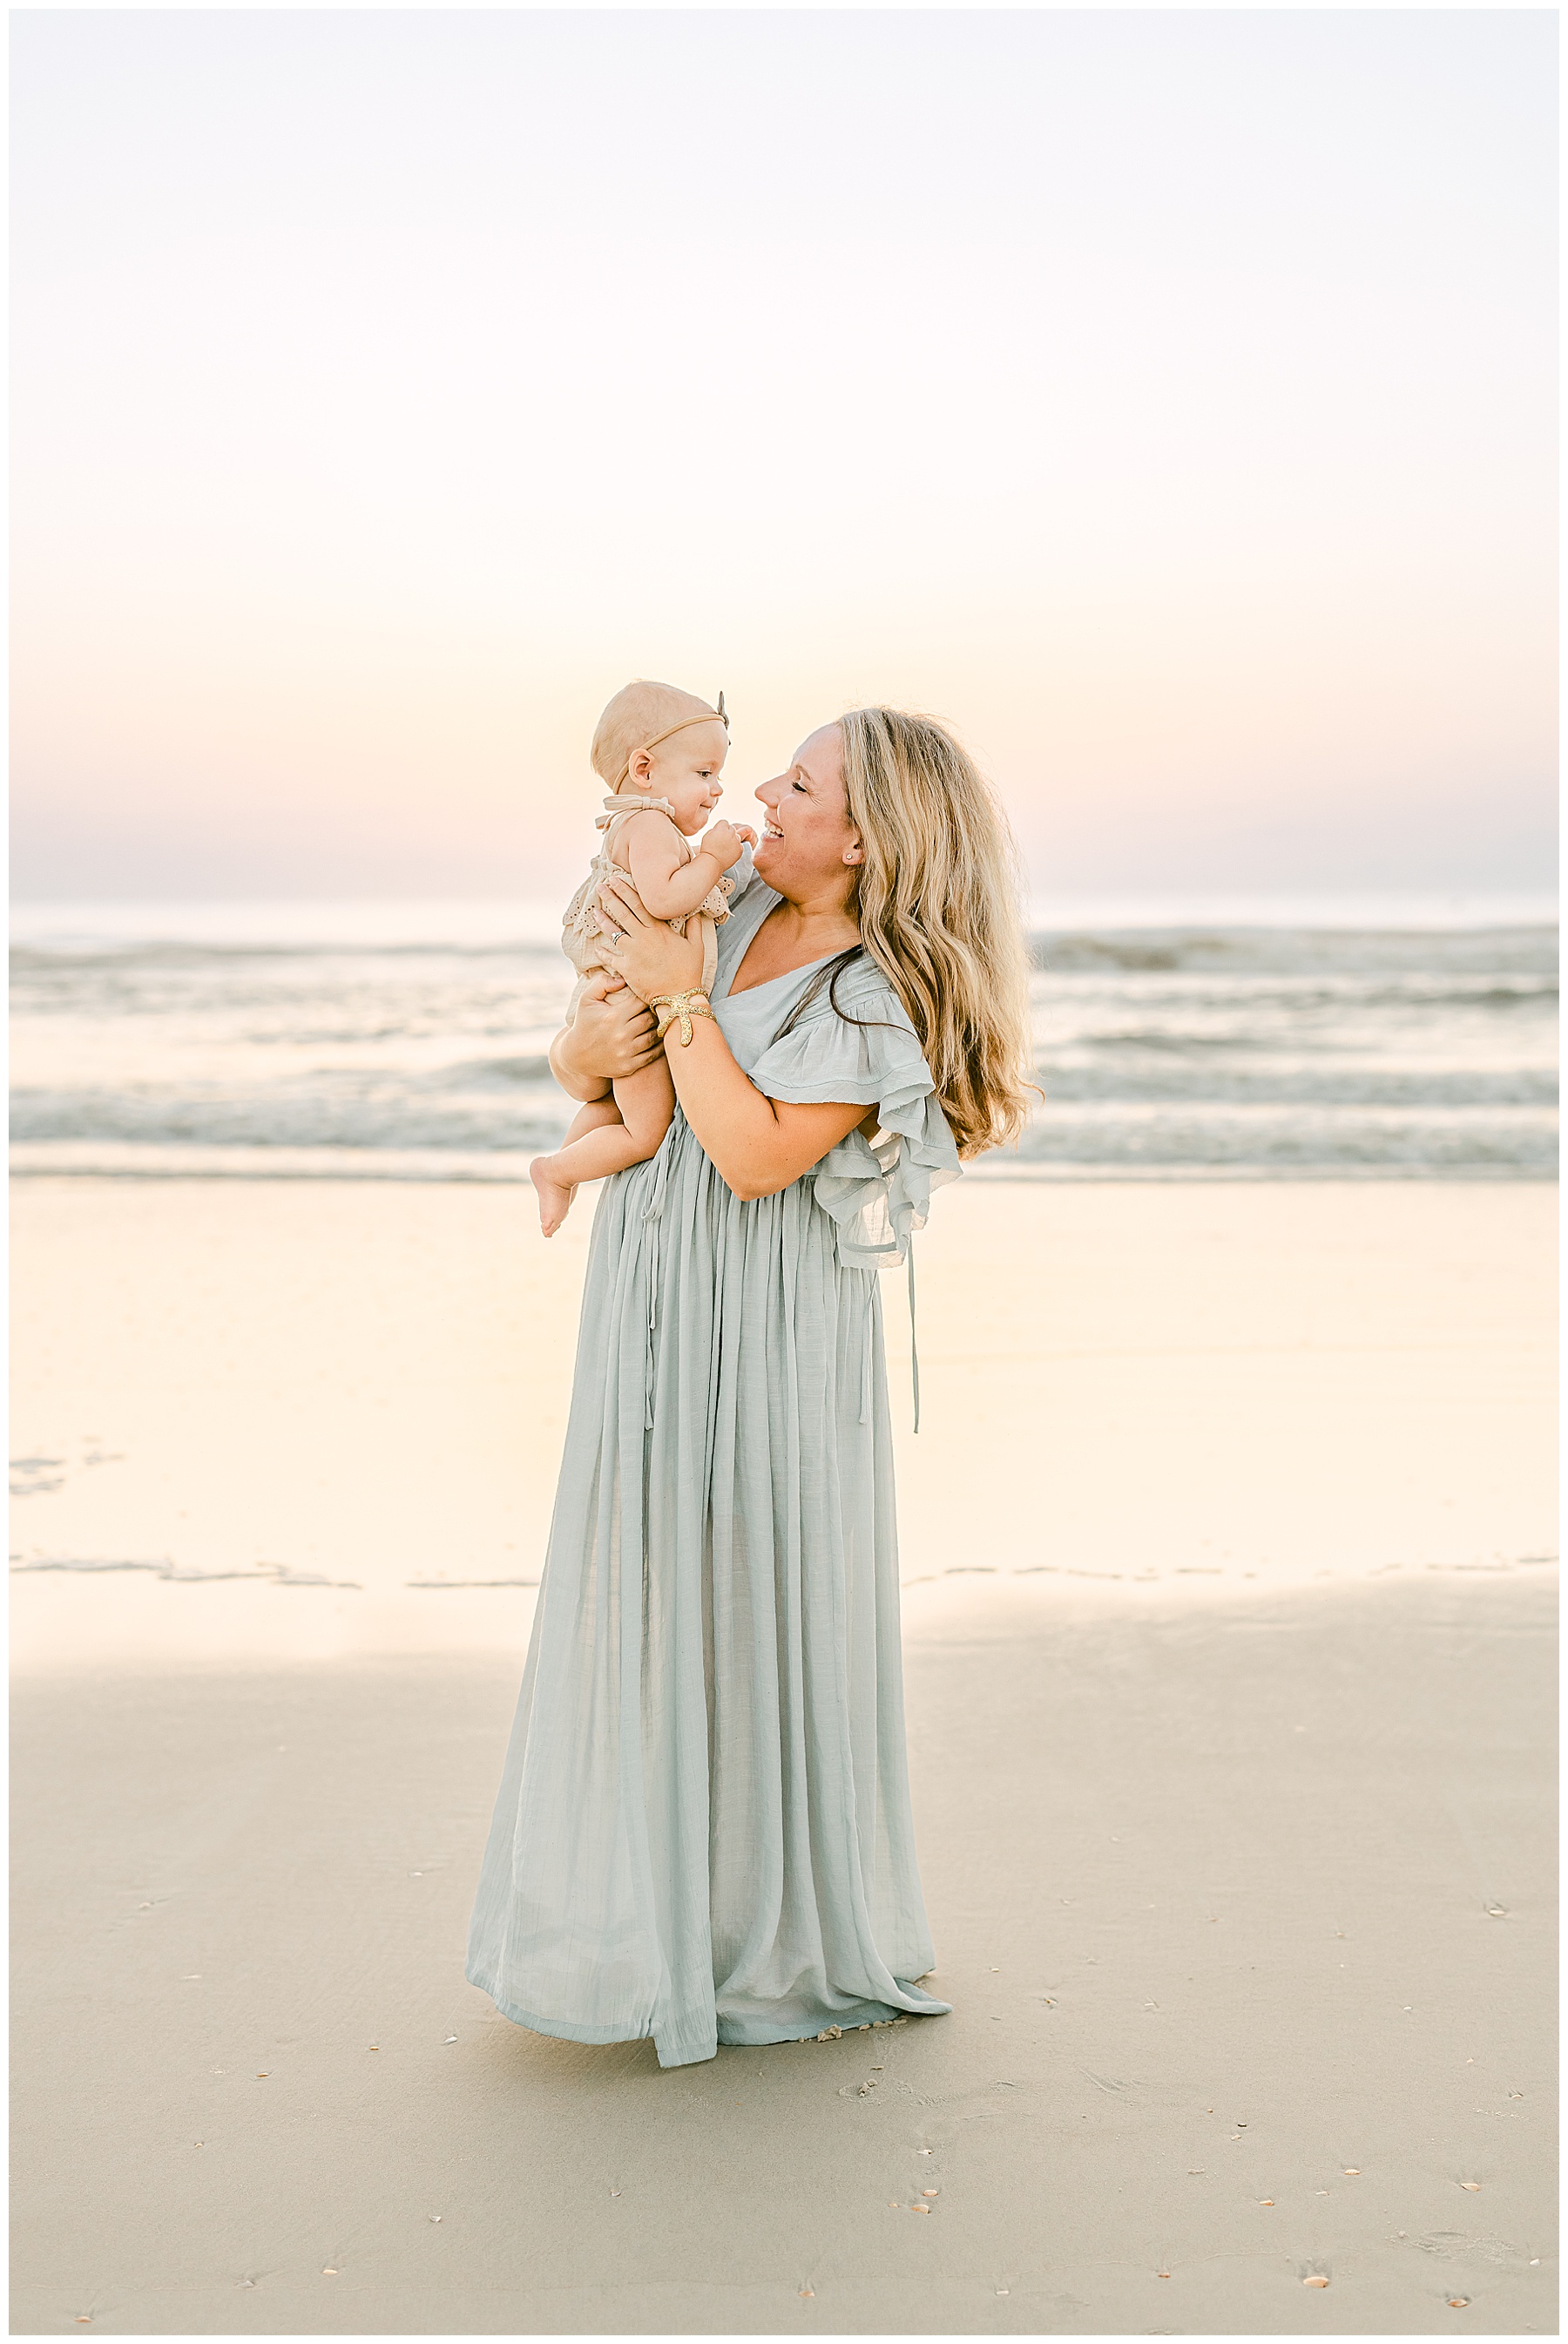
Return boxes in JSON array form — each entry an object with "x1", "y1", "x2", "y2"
[
  {"x1": 466, "y1": 1968, "x2": 952, "y2": 2067},
  {"x1": 465, "y1": 1968, "x2": 663, "y2": 2049},
  {"x1": 716, "y1": 1988, "x2": 953, "y2": 2045}
]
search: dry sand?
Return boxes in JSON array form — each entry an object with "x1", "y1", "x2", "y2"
[{"x1": 10, "y1": 1175, "x2": 1558, "y2": 2334}]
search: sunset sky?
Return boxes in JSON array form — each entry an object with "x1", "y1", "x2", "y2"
[{"x1": 10, "y1": 8, "x2": 1557, "y2": 904}]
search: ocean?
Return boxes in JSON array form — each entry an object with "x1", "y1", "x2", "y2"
[{"x1": 10, "y1": 894, "x2": 1558, "y2": 1183}]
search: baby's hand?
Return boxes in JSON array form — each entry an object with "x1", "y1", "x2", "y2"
[
  {"x1": 729, "y1": 823, "x2": 760, "y2": 849},
  {"x1": 702, "y1": 820, "x2": 747, "y2": 872}
]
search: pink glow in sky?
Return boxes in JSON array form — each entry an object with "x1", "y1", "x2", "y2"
[{"x1": 10, "y1": 10, "x2": 1556, "y2": 901}]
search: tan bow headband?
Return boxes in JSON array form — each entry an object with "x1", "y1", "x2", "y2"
[{"x1": 615, "y1": 692, "x2": 728, "y2": 785}]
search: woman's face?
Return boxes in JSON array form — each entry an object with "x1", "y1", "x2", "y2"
[{"x1": 752, "y1": 724, "x2": 862, "y2": 903}]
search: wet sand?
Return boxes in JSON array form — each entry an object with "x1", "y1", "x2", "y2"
[
  {"x1": 10, "y1": 1177, "x2": 1556, "y2": 1663},
  {"x1": 10, "y1": 1176, "x2": 1558, "y2": 2332}
]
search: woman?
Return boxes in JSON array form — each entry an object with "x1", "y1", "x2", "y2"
[{"x1": 467, "y1": 708, "x2": 1034, "y2": 2068}]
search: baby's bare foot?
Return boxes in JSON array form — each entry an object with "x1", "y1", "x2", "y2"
[{"x1": 530, "y1": 1157, "x2": 574, "y2": 1236}]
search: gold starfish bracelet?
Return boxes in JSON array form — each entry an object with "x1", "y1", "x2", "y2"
[{"x1": 648, "y1": 991, "x2": 714, "y2": 1047}]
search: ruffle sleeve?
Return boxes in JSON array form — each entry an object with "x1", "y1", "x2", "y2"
[{"x1": 746, "y1": 969, "x2": 962, "y2": 1270}]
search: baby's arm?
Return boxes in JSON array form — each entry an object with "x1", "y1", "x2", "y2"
[{"x1": 620, "y1": 812, "x2": 751, "y2": 919}]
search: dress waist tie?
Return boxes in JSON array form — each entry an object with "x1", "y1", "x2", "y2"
[
  {"x1": 857, "y1": 1238, "x2": 920, "y2": 1434},
  {"x1": 641, "y1": 1144, "x2": 672, "y2": 1429},
  {"x1": 859, "y1": 1278, "x2": 875, "y2": 1426},
  {"x1": 907, "y1": 1238, "x2": 920, "y2": 1434}
]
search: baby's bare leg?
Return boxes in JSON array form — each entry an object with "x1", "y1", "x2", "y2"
[
  {"x1": 562, "y1": 1096, "x2": 624, "y2": 1148},
  {"x1": 609, "y1": 1058, "x2": 678, "y2": 1155},
  {"x1": 529, "y1": 1060, "x2": 676, "y2": 1237},
  {"x1": 531, "y1": 1098, "x2": 623, "y2": 1236}
]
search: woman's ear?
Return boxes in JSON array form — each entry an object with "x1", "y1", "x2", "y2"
[{"x1": 842, "y1": 831, "x2": 864, "y2": 866}]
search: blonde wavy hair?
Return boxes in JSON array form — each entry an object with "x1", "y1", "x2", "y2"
[{"x1": 836, "y1": 708, "x2": 1036, "y2": 1159}]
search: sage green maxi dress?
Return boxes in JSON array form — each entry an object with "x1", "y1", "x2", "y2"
[{"x1": 467, "y1": 857, "x2": 960, "y2": 2068}]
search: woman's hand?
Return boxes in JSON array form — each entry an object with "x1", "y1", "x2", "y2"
[
  {"x1": 549, "y1": 972, "x2": 662, "y2": 1101},
  {"x1": 597, "y1": 876, "x2": 705, "y2": 1002}
]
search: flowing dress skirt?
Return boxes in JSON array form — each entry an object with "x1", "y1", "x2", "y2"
[{"x1": 466, "y1": 1111, "x2": 951, "y2": 2067}]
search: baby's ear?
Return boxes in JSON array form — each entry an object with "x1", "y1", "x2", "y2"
[{"x1": 625, "y1": 749, "x2": 655, "y2": 789}]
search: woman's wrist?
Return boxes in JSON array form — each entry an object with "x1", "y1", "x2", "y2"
[{"x1": 650, "y1": 990, "x2": 713, "y2": 1047}]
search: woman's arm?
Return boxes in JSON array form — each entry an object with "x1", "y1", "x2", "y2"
[
  {"x1": 595, "y1": 876, "x2": 867, "y2": 1199},
  {"x1": 548, "y1": 972, "x2": 663, "y2": 1103},
  {"x1": 655, "y1": 1020, "x2": 868, "y2": 1198}
]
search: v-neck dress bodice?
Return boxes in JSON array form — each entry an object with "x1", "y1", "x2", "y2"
[
  {"x1": 467, "y1": 853, "x2": 961, "y2": 2066},
  {"x1": 708, "y1": 865, "x2": 962, "y2": 1268}
]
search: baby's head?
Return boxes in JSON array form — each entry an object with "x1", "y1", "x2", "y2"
[{"x1": 591, "y1": 681, "x2": 730, "y2": 837}]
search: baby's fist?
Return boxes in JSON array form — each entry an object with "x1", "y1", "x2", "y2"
[
  {"x1": 729, "y1": 823, "x2": 760, "y2": 849},
  {"x1": 703, "y1": 819, "x2": 746, "y2": 871}
]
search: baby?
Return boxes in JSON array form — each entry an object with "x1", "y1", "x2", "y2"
[{"x1": 531, "y1": 680, "x2": 755, "y2": 1234}]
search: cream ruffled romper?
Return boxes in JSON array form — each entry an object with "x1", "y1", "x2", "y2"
[{"x1": 561, "y1": 796, "x2": 733, "y2": 1019}]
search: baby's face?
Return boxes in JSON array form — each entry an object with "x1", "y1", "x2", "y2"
[{"x1": 648, "y1": 721, "x2": 730, "y2": 834}]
